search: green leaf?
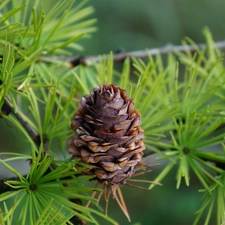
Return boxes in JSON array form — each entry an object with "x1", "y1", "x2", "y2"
[{"x1": 149, "y1": 160, "x2": 177, "y2": 190}]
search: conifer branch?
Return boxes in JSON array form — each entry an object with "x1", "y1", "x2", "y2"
[
  {"x1": 43, "y1": 40, "x2": 225, "y2": 67},
  {"x1": 1, "y1": 99, "x2": 86, "y2": 224}
]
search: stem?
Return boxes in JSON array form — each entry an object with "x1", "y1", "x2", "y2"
[
  {"x1": 5, "y1": 96, "x2": 41, "y2": 147},
  {"x1": 41, "y1": 40, "x2": 225, "y2": 67}
]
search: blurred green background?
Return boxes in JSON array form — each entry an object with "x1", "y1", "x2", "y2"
[
  {"x1": 1, "y1": 0, "x2": 225, "y2": 224},
  {"x1": 82, "y1": 0, "x2": 225, "y2": 56}
]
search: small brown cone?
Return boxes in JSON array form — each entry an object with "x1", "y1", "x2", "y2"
[
  {"x1": 68, "y1": 84, "x2": 146, "y2": 221},
  {"x1": 68, "y1": 84, "x2": 145, "y2": 184}
]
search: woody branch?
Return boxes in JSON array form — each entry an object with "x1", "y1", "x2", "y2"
[{"x1": 41, "y1": 40, "x2": 225, "y2": 67}]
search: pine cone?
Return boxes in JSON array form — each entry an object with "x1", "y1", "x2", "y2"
[{"x1": 68, "y1": 84, "x2": 145, "y2": 185}]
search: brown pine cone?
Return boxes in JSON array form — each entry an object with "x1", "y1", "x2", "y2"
[{"x1": 68, "y1": 84, "x2": 145, "y2": 185}]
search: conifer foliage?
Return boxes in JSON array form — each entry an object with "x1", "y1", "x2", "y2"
[{"x1": 0, "y1": 0, "x2": 225, "y2": 225}]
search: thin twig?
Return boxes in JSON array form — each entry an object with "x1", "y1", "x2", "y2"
[
  {"x1": 5, "y1": 96, "x2": 41, "y2": 147},
  {"x1": 42, "y1": 40, "x2": 225, "y2": 67}
]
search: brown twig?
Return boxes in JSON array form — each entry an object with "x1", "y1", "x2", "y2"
[
  {"x1": 41, "y1": 40, "x2": 225, "y2": 67},
  {"x1": 4, "y1": 96, "x2": 41, "y2": 147}
]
